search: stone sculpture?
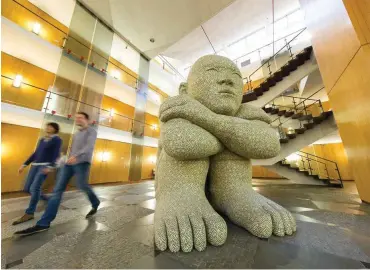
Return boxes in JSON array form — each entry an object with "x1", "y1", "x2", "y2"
[{"x1": 155, "y1": 55, "x2": 296, "y2": 253}]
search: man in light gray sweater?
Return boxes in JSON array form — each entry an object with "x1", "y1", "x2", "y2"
[{"x1": 15, "y1": 112, "x2": 100, "y2": 235}]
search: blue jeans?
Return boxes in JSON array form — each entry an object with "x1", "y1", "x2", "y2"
[
  {"x1": 37, "y1": 162, "x2": 100, "y2": 227},
  {"x1": 24, "y1": 166, "x2": 48, "y2": 215}
]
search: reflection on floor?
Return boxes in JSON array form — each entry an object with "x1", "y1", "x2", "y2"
[{"x1": 2, "y1": 180, "x2": 370, "y2": 269}]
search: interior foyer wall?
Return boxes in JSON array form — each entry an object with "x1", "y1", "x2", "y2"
[{"x1": 300, "y1": 0, "x2": 370, "y2": 202}]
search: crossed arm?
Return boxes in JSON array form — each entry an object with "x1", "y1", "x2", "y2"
[{"x1": 160, "y1": 97, "x2": 280, "y2": 160}]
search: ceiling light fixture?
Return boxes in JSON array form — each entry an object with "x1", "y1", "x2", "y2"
[
  {"x1": 13, "y1": 74, "x2": 23, "y2": 88},
  {"x1": 32, "y1": 23, "x2": 41, "y2": 35}
]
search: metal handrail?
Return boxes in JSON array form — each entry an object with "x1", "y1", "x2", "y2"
[
  {"x1": 244, "y1": 27, "x2": 307, "y2": 82},
  {"x1": 9, "y1": 0, "x2": 167, "y2": 99},
  {"x1": 1, "y1": 75, "x2": 156, "y2": 129},
  {"x1": 283, "y1": 152, "x2": 343, "y2": 187},
  {"x1": 269, "y1": 87, "x2": 325, "y2": 126}
]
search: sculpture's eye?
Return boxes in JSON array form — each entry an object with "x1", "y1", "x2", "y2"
[
  {"x1": 206, "y1": 67, "x2": 218, "y2": 72},
  {"x1": 232, "y1": 72, "x2": 242, "y2": 78}
]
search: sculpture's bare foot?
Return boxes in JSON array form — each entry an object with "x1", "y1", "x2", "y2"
[
  {"x1": 210, "y1": 150, "x2": 296, "y2": 238},
  {"x1": 214, "y1": 187, "x2": 296, "y2": 238},
  {"x1": 155, "y1": 190, "x2": 227, "y2": 252},
  {"x1": 155, "y1": 152, "x2": 227, "y2": 253}
]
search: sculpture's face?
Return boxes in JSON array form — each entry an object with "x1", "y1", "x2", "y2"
[{"x1": 187, "y1": 55, "x2": 243, "y2": 116}]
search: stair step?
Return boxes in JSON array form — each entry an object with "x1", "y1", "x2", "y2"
[
  {"x1": 292, "y1": 112, "x2": 303, "y2": 119},
  {"x1": 260, "y1": 81, "x2": 270, "y2": 91},
  {"x1": 296, "y1": 55, "x2": 306, "y2": 65},
  {"x1": 304, "y1": 122, "x2": 315, "y2": 129},
  {"x1": 280, "y1": 65, "x2": 291, "y2": 76},
  {"x1": 277, "y1": 110, "x2": 286, "y2": 116},
  {"x1": 264, "y1": 107, "x2": 272, "y2": 113},
  {"x1": 313, "y1": 116, "x2": 324, "y2": 124},
  {"x1": 321, "y1": 110, "x2": 333, "y2": 119},
  {"x1": 273, "y1": 71, "x2": 283, "y2": 82},
  {"x1": 287, "y1": 58, "x2": 299, "y2": 71},
  {"x1": 254, "y1": 87, "x2": 264, "y2": 96},
  {"x1": 284, "y1": 111, "x2": 295, "y2": 117},
  {"x1": 242, "y1": 92, "x2": 257, "y2": 103},
  {"x1": 270, "y1": 108, "x2": 279, "y2": 115},
  {"x1": 279, "y1": 138, "x2": 289, "y2": 143},
  {"x1": 295, "y1": 127, "x2": 306, "y2": 134},
  {"x1": 267, "y1": 77, "x2": 276, "y2": 87},
  {"x1": 299, "y1": 114, "x2": 313, "y2": 121}
]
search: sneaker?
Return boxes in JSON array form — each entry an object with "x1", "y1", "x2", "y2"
[
  {"x1": 85, "y1": 207, "x2": 98, "y2": 219},
  {"x1": 12, "y1": 214, "x2": 34, "y2": 226},
  {"x1": 14, "y1": 225, "x2": 49, "y2": 236}
]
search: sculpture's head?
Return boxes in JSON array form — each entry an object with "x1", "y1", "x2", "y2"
[{"x1": 183, "y1": 55, "x2": 243, "y2": 116}]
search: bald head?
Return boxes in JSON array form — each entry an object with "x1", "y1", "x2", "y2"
[{"x1": 186, "y1": 55, "x2": 243, "y2": 116}]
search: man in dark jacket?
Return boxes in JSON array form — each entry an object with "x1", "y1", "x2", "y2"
[{"x1": 13, "y1": 122, "x2": 62, "y2": 225}]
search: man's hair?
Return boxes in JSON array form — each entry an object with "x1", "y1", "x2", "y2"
[
  {"x1": 77, "y1": 111, "x2": 89, "y2": 120},
  {"x1": 46, "y1": 122, "x2": 60, "y2": 134}
]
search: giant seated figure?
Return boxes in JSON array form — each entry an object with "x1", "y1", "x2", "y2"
[{"x1": 154, "y1": 55, "x2": 296, "y2": 253}]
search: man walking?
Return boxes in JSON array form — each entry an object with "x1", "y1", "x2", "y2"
[
  {"x1": 13, "y1": 122, "x2": 62, "y2": 225},
  {"x1": 15, "y1": 112, "x2": 100, "y2": 235}
]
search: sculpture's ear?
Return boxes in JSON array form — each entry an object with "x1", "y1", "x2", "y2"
[{"x1": 179, "y1": 82, "x2": 188, "y2": 95}]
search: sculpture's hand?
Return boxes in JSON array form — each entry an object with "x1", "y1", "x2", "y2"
[
  {"x1": 160, "y1": 94, "x2": 214, "y2": 124},
  {"x1": 235, "y1": 103, "x2": 272, "y2": 124}
]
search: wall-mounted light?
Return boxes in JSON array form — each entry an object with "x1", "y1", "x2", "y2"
[
  {"x1": 98, "y1": 151, "x2": 110, "y2": 162},
  {"x1": 109, "y1": 108, "x2": 114, "y2": 117},
  {"x1": 151, "y1": 124, "x2": 158, "y2": 130},
  {"x1": 149, "y1": 155, "x2": 157, "y2": 164},
  {"x1": 112, "y1": 70, "x2": 120, "y2": 79},
  {"x1": 32, "y1": 23, "x2": 41, "y2": 35},
  {"x1": 12, "y1": 74, "x2": 23, "y2": 88}
]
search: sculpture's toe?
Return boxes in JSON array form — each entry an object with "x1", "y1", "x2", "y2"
[
  {"x1": 178, "y1": 215, "x2": 193, "y2": 252},
  {"x1": 203, "y1": 214, "x2": 227, "y2": 246},
  {"x1": 263, "y1": 204, "x2": 285, "y2": 237},
  {"x1": 269, "y1": 201, "x2": 296, "y2": 235},
  {"x1": 154, "y1": 218, "x2": 167, "y2": 251},
  {"x1": 244, "y1": 209, "x2": 273, "y2": 238},
  {"x1": 189, "y1": 214, "x2": 207, "y2": 251},
  {"x1": 165, "y1": 217, "x2": 180, "y2": 252}
]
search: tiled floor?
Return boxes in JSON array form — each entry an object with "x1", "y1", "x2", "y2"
[{"x1": 1, "y1": 180, "x2": 370, "y2": 269}]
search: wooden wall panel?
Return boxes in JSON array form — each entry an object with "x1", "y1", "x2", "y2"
[
  {"x1": 90, "y1": 139, "x2": 131, "y2": 184},
  {"x1": 1, "y1": 123, "x2": 40, "y2": 192},
  {"x1": 299, "y1": 0, "x2": 362, "y2": 91},
  {"x1": 252, "y1": 166, "x2": 284, "y2": 179},
  {"x1": 343, "y1": 0, "x2": 370, "y2": 45},
  {"x1": 101, "y1": 95, "x2": 135, "y2": 132},
  {"x1": 144, "y1": 113, "x2": 160, "y2": 138},
  {"x1": 1, "y1": 0, "x2": 68, "y2": 47},
  {"x1": 1, "y1": 52, "x2": 54, "y2": 110},
  {"x1": 142, "y1": 146, "x2": 157, "y2": 180},
  {"x1": 327, "y1": 44, "x2": 370, "y2": 201}
]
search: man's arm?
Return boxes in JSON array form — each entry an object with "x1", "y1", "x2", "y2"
[
  {"x1": 161, "y1": 118, "x2": 223, "y2": 160},
  {"x1": 160, "y1": 95, "x2": 280, "y2": 159},
  {"x1": 23, "y1": 139, "x2": 41, "y2": 166}
]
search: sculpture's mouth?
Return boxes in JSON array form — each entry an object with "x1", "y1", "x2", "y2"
[{"x1": 218, "y1": 89, "x2": 236, "y2": 96}]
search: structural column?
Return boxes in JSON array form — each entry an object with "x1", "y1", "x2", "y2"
[
  {"x1": 128, "y1": 56, "x2": 150, "y2": 181},
  {"x1": 300, "y1": 0, "x2": 370, "y2": 202}
]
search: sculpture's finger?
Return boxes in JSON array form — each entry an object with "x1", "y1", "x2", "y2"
[
  {"x1": 154, "y1": 218, "x2": 167, "y2": 251},
  {"x1": 178, "y1": 215, "x2": 193, "y2": 252},
  {"x1": 203, "y1": 214, "x2": 227, "y2": 246},
  {"x1": 190, "y1": 214, "x2": 207, "y2": 251},
  {"x1": 165, "y1": 217, "x2": 180, "y2": 252}
]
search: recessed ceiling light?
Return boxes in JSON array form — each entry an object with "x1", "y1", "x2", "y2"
[
  {"x1": 150, "y1": 38, "x2": 155, "y2": 43},
  {"x1": 32, "y1": 23, "x2": 41, "y2": 35}
]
